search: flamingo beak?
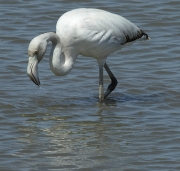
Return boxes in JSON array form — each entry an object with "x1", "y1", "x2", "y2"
[{"x1": 27, "y1": 56, "x2": 40, "y2": 86}]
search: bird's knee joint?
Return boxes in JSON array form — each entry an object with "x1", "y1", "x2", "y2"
[{"x1": 112, "y1": 79, "x2": 118, "y2": 87}]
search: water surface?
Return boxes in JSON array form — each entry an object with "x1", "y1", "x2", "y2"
[{"x1": 0, "y1": 0, "x2": 180, "y2": 170}]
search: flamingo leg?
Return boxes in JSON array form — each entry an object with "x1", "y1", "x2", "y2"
[
  {"x1": 99, "y1": 64, "x2": 104, "y2": 102},
  {"x1": 104, "y1": 63, "x2": 118, "y2": 99}
]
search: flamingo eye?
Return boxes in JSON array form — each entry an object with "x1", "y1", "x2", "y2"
[{"x1": 34, "y1": 51, "x2": 38, "y2": 55}]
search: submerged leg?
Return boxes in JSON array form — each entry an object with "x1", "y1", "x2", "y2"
[
  {"x1": 104, "y1": 63, "x2": 118, "y2": 99},
  {"x1": 99, "y1": 64, "x2": 104, "y2": 102}
]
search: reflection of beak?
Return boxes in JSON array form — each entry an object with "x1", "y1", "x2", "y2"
[{"x1": 27, "y1": 56, "x2": 40, "y2": 86}]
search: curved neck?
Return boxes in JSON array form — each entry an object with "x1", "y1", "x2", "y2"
[{"x1": 45, "y1": 32, "x2": 77, "y2": 76}]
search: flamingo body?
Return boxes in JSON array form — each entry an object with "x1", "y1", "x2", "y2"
[
  {"x1": 27, "y1": 8, "x2": 149, "y2": 101},
  {"x1": 57, "y1": 8, "x2": 147, "y2": 60}
]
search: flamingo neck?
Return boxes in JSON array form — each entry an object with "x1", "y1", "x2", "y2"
[{"x1": 46, "y1": 32, "x2": 77, "y2": 76}]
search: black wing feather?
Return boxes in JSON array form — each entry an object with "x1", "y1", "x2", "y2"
[{"x1": 121, "y1": 29, "x2": 149, "y2": 45}]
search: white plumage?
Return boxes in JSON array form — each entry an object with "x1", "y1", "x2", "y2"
[{"x1": 27, "y1": 8, "x2": 149, "y2": 101}]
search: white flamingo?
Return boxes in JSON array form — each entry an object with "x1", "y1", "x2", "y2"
[{"x1": 27, "y1": 8, "x2": 149, "y2": 102}]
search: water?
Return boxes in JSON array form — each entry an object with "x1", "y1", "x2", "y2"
[{"x1": 0, "y1": 0, "x2": 180, "y2": 170}]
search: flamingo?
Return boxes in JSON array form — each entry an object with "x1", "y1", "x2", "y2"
[{"x1": 27, "y1": 8, "x2": 150, "y2": 102}]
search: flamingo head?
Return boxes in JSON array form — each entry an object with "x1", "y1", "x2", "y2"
[{"x1": 27, "y1": 35, "x2": 47, "y2": 86}]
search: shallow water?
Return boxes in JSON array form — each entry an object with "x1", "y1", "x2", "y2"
[{"x1": 0, "y1": 0, "x2": 180, "y2": 170}]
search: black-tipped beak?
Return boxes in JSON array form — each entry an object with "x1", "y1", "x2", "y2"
[{"x1": 27, "y1": 57, "x2": 40, "y2": 86}]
